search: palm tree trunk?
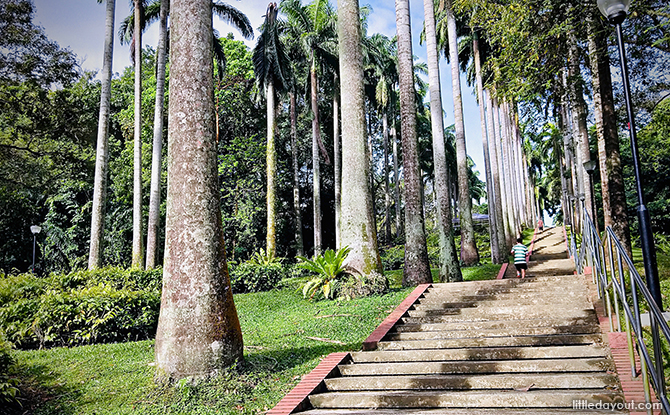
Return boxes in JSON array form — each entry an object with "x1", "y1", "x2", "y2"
[
  {"x1": 423, "y1": 0, "x2": 461, "y2": 282},
  {"x1": 568, "y1": 31, "x2": 594, "y2": 228},
  {"x1": 311, "y1": 64, "x2": 322, "y2": 255},
  {"x1": 155, "y1": 0, "x2": 243, "y2": 378},
  {"x1": 473, "y1": 31, "x2": 500, "y2": 264},
  {"x1": 392, "y1": 119, "x2": 401, "y2": 238},
  {"x1": 445, "y1": 0, "x2": 478, "y2": 265},
  {"x1": 490, "y1": 95, "x2": 510, "y2": 249},
  {"x1": 395, "y1": 0, "x2": 431, "y2": 286},
  {"x1": 333, "y1": 76, "x2": 341, "y2": 249},
  {"x1": 145, "y1": 0, "x2": 168, "y2": 269},
  {"x1": 337, "y1": 0, "x2": 383, "y2": 276},
  {"x1": 131, "y1": 0, "x2": 144, "y2": 268},
  {"x1": 290, "y1": 92, "x2": 304, "y2": 256},
  {"x1": 88, "y1": 0, "x2": 115, "y2": 270},
  {"x1": 588, "y1": 13, "x2": 631, "y2": 256},
  {"x1": 382, "y1": 112, "x2": 391, "y2": 245},
  {"x1": 486, "y1": 89, "x2": 506, "y2": 257},
  {"x1": 266, "y1": 80, "x2": 277, "y2": 257}
]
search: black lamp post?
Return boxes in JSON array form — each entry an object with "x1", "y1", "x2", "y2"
[
  {"x1": 583, "y1": 159, "x2": 597, "y2": 226},
  {"x1": 30, "y1": 225, "x2": 41, "y2": 273},
  {"x1": 597, "y1": 0, "x2": 662, "y2": 310}
]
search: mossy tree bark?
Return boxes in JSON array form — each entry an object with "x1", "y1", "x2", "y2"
[
  {"x1": 337, "y1": 0, "x2": 383, "y2": 276},
  {"x1": 155, "y1": 0, "x2": 243, "y2": 378}
]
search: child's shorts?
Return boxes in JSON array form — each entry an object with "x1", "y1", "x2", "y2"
[{"x1": 514, "y1": 263, "x2": 527, "y2": 271}]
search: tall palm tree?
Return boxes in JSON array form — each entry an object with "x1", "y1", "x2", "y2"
[
  {"x1": 145, "y1": 0, "x2": 168, "y2": 270},
  {"x1": 253, "y1": 2, "x2": 291, "y2": 258},
  {"x1": 337, "y1": 0, "x2": 383, "y2": 276},
  {"x1": 587, "y1": 9, "x2": 631, "y2": 256},
  {"x1": 280, "y1": 0, "x2": 336, "y2": 255},
  {"x1": 441, "y1": 0, "x2": 478, "y2": 265},
  {"x1": 88, "y1": 0, "x2": 116, "y2": 270},
  {"x1": 395, "y1": 0, "x2": 431, "y2": 286},
  {"x1": 155, "y1": 0, "x2": 243, "y2": 378},
  {"x1": 123, "y1": 0, "x2": 254, "y2": 266},
  {"x1": 485, "y1": 89, "x2": 507, "y2": 252},
  {"x1": 422, "y1": 0, "x2": 461, "y2": 282},
  {"x1": 364, "y1": 33, "x2": 398, "y2": 245}
]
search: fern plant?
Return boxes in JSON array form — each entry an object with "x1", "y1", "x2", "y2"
[
  {"x1": 248, "y1": 248, "x2": 281, "y2": 266},
  {"x1": 297, "y1": 247, "x2": 351, "y2": 300}
]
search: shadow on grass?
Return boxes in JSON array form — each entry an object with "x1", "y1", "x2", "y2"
[{"x1": 7, "y1": 362, "x2": 80, "y2": 415}]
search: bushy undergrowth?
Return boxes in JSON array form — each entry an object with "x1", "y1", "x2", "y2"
[
  {"x1": 229, "y1": 262, "x2": 287, "y2": 293},
  {"x1": 0, "y1": 333, "x2": 19, "y2": 411},
  {"x1": 0, "y1": 268, "x2": 161, "y2": 349}
]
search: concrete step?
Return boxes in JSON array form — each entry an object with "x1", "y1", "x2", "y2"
[
  {"x1": 411, "y1": 298, "x2": 593, "y2": 311},
  {"x1": 350, "y1": 345, "x2": 607, "y2": 363},
  {"x1": 338, "y1": 358, "x2": 615, "y2": 376},
  {"x1": 376, "y1": 334, "x2": 601, "y2": 350},
  {"x1": 403, "y1": 306, "x2": 595, "y2": 322},
  {"x1": 300, "y1": 409, "x2": 624, "y2": 415},
  {"x1": 324, "y1": 373, "x2": 620, "y2": 391},
  {"x1": 416, "y1": 290, "x2": 590, "y2": 305},
  {"x1": 393, "y1": 317, "x2": 599, "y2": 333},
  {"x1": 308, "y1": 389, "x2": 625, "y2": 409},
  {"x1": 387, "y1": 324, "x2": 600, "y2": 339}
]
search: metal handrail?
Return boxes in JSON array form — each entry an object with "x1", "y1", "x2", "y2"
[{"x1": 578, "y1": 207, "x2": 669, "y2": 414}]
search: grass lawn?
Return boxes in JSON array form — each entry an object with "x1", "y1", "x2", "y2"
[{"x1": 9, "y1": 262, "x2": 502, "y2": 414}]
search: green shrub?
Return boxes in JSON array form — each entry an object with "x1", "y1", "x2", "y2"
[
  {"x1": 0, "y1": 268, "x2": 161, "y2": 349},
  {"x1": 229, "y1": 262, "x2": 286, "y2": 293},
  {"x1": 0, "y1": 272, "x2": 46, "y2": 306},
  {"x1": 0, "y1": 332, "x2": 19, "y2": 408},
  {"x1": 51, "y1": 266, "x2": 163, "y2": 292},
  {"x1": 380, "y1": 245, "x2": 404, "y2": 271}
]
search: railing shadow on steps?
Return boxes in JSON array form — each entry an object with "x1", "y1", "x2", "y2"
[{"x1": 576, "y1": 207, "x2": 669, "y2": 414}]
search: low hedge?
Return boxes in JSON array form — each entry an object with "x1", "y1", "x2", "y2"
[{"x1": 0, "y1": 268, "x2": 160, "y2": 349}]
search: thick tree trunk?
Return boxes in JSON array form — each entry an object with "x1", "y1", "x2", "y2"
[
  {"x1": 446, "y1": 0, "x2": 478, "y2": 265},
  {"x1": 131, "y1": 0, "x2": 144, "y2": 268},
  {"x1": 146, "y1": 0, "x2": 168, "y2": 269},
  {"x1": 337, "y1": 0, "x2": 382, "y2": 276},
  {"x1": 311, "y1": 65, "x2": 322, "y2": 255},
  {"x1": 473, "y1": 32, "x2": 500, "y2": 264},
  {"x1": 266, "y1": 80, "x2": 277, "y2": 257},
  {"x1": 588, "y1": 13, "x2": 631, "y2": 256},
  {"x1": 334, "y1": 78, "x2": 341, "y2": 249},
  {"x1": 395, "y1": 0, "x2": 431, "y2": 286},
  {"x1": 155, "y1": 0, "x2": 243, "y2": 378},
  {"x1": 290, "y1": 92, "x2": 304, "y2": 256},
  {"x1": 88, "y1": 0, "x2": 115, "y2": 270},
  {"x1": 423, "y1": 0, "x2": 461, "y2": 282}
]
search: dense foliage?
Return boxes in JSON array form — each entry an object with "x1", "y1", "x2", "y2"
[{"x1": 0, "y1": 268, "x2": 161, "y2": 348}]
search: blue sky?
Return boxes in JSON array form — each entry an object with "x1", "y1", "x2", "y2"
[{"x1": 33, "y1": 0, "x2": 485, "y2": 177}]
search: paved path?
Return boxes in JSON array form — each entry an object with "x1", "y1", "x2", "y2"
[{"x1": 270, "y1": 227, "x2": 631, "y2": 414}]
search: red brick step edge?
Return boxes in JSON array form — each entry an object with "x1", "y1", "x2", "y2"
[{"x1": 267, "y1": 283, "x2": 431, "y2": 414}]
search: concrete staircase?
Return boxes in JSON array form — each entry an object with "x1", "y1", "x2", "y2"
[{"x1": 297, "y1": 238, "x2": 627, "y2": 413}]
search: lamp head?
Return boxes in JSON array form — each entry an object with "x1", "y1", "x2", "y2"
[
  {"x1": 30, "y1": 225, "x2": 41, "y2": 235},
  {"x1": 583, "y1": 159, "x2": 598, "y2": 174},
  {"x1": 597, "y1": 0, "x2": 630, "y2": 24}
]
